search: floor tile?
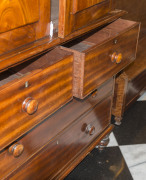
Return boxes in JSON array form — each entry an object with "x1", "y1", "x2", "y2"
[
  {"x1": 137, "y1": 92, "x2": 146, "y2": 101},
  {"x1": 108, "y1": 132, "x2": 118, "y2": 147},
  {"x1": 95, "y1": 132, "x2": 118, "y2": 148},
  {"x1": 120, "y1": 144, "x2": 146, "y2": 180},
  {"x1": 113, "y1": 101, "x2": 146, "y2": 145},
  {"x1": 65, "y1": 147, "x2": 133, "y2": 180}
]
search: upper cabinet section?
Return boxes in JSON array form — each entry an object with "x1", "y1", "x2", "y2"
[
  {"x1": 58, "y1": 0, "x2": 112, "y2": 38},
  {"x1": 72, "y1": 0, "x2": 105, "y2": 13},
  {"x1": 0, "y1": 0, "x2": 127, "y2": 71},
  {"x1": 0, "y1": 0, "x2": 39, "y2": 33},
  {"x1": 0, "y1": 0, "x2": 50, "y2": 56}
]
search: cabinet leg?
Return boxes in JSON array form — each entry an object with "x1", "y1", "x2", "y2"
[
  {"x1": 114, "y1": 116, "x2": 122, "y2": 126},
  {"x1": 97, "y1": 134, "x2": 110, "y2": 151}
]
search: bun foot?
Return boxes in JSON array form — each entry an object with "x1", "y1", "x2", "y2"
[{"x1": 114, "y1": 117, "x2": 122, "y2": 125}]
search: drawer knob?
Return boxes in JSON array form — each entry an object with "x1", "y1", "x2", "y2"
[
  {"x1": 85, "y1": 124, "x2": 95, "y2": 136},
  {"x1": 9, "y1": 144, "x2": 24, "y2": 158},
  {"x1": 22, "y1": 97, "x2": 38, "y2": 115},
  {"x1": 111, "y1": 52, "x2": 122, "y2": 64}
]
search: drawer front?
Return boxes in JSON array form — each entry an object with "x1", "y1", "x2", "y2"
[
  {"x1": 8, "y1": 96, "x2": 112, "y2": 180},
  {"x1": 0, "y1": 54, "x2": 73, "y2": 151},
  {"x1": 62, "y1": 19, "x2": 140, "y2": 99},
  {"x1": 83, "y1": 24, "x2": 139, "y2": 97},
  {"x1": 0, "y1": 78, "x2": 114, "y2": 179}
]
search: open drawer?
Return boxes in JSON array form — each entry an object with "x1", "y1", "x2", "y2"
[
  {"x1": 61, "y1": 19, "x2": 140, "y2": 99},
  {"x1": 0, "y1": 47, "x2": 73, "y2": 151}
]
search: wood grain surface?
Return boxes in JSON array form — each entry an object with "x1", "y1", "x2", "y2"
[
  {"x1": 0, "y1": 0, "x2": 39, "y2": 33},
  {"x1": 58, "y1": 0, "x2": 112, "y2": 37},
  {"x1": 7, "y1": 96, "x2": 113, "y2": 180},
  {"x1": 0, "y1": 78, "x2": 114, "y2": 179},
  {"x1": 0, "y1": 47, "x2": 73, "y2": 151},
  {"x1": 112, "y1": 37, "x2": 146, "y2": 121},
  {"x1": 74, "y1": 1, "x2": 110, "y2": 30},
  {"x1": 0, "y1": 0, "x2": 51, "y2": 56},
  {"x1": 0, "y1": 9, "x2": 126, "y2": 72},
  {"x1": 112, "y1": 72, "x2": 128, "y2": 119},
  {"x1": 72, "y1": 0, "x2": 105, "y2": 13},
  {"x1": 62, "y1": 19, "x2": 140, "y2": 99}
]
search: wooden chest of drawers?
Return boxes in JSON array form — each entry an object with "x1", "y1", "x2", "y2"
[
  {"x1": 0, "y1": 78, "x2": 114, "y2": 179},
  {"x1": 0, "y1": 47, "x2": 73, "y2": 151},
  {"x1": 0, "y1": 0, "x2": 141, "y2": 179}
]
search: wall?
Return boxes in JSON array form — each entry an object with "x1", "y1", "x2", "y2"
[{"x1": 113, "y1": 0, "x2": 146, "y2": 39}]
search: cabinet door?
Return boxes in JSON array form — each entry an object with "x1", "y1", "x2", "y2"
[
  {"x1": 58, "y1": 0, "x2": 112, "y2": 38},
  {"x1": 0, "y1": 0, "x2": 39, "y2": 33},
  {"x1": 0, "y1": 0, "x2": 50, "y2": 55},
  {"x1": 73, "y1": 0, "x2": 105, "y2": 13}
]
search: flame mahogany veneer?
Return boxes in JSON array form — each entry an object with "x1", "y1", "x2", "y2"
[
  {"x1": 0, "y1": 0, "x2": 141, "y2": 179},
  {"x1": 0, "y1": 78, "x2": 114, "y2": 179},
  {"x1": 112, "y1": 37, "x2": 146, "y2": 124},
  {"x1": 62, "y1": 19, "x2": 140, "y2": 99}
]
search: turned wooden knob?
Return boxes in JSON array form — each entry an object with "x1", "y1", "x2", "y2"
[
  {"x1": 85, "y1": 124, "x2": 95, "y2": 136},
  {"x1": 111, "y1": 52, "x2": 122, "y2": 64},
  {"x1": 22, "y1": 97, "x2": 38, "y2": 115},
  {"x1": 9, "y1": 144, "x2": 24, "y2": 158}
]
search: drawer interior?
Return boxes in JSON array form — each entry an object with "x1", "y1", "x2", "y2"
[
  {"x1": 0, "y1": 71, "x2": 20, "y2": 87},
  {"x1": 11, "y1": 47, "x2": 72, "y2": 74},
  {"x1": 63, "y1": 19, "x2": 139, "y2": 52},
  {"x1": 0, "y1": 47, "x2": 72, "y2": 89}
]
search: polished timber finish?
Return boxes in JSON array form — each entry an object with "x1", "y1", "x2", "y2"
[
  {"x1": 0, "y1": 78, "x2": 114, "y2": 179},
  {"x1": 7, "y1": 126, "x2": 114, "y2": 180},
  {"x1": 0, "y1": 9, "x2": 126, "y2": 72},
  {"x1": 8, "y1": 143, "x2": 24, "y2": 158},
  {"x1": 72, "y1": 0, "x2": 105, "y2": 13},
  {"x1": 0, "y1": 1, "x2": 140, "y2": 179},
  {"x1": 59, "y1": 0, "x2": 112, "y2": 37},
  {"x1": 0, "y1": 47, "x2": 73, "y2": 151},
  {"x1": 0, "y1": 0, "x2": 126, "y2": 72},
  {"x1": 8, "y1": 99, "x2": 112, "y2": 179},
  {"x1": 0, "y1": 0, "x2": 39, "y2": 33},
  {"x1": 112, "y1": 37, "x2": 146, "y2": 123},
  {"x1": 0, "y1": 0, "x2": 50, "y2": 56},
  {"x1": 111, "y1": 0, "x2": 146, "y2": 123},
  {"x1": 64, "y1": 101, "x2": 146, "y2": 180},
  {"x1": 62, "y1": 19, "x2": 140, "y2": 99}
]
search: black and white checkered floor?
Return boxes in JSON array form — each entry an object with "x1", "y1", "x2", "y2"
[{"x1": 65, "y1": 93, "x2": 146, "y2": 180}]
